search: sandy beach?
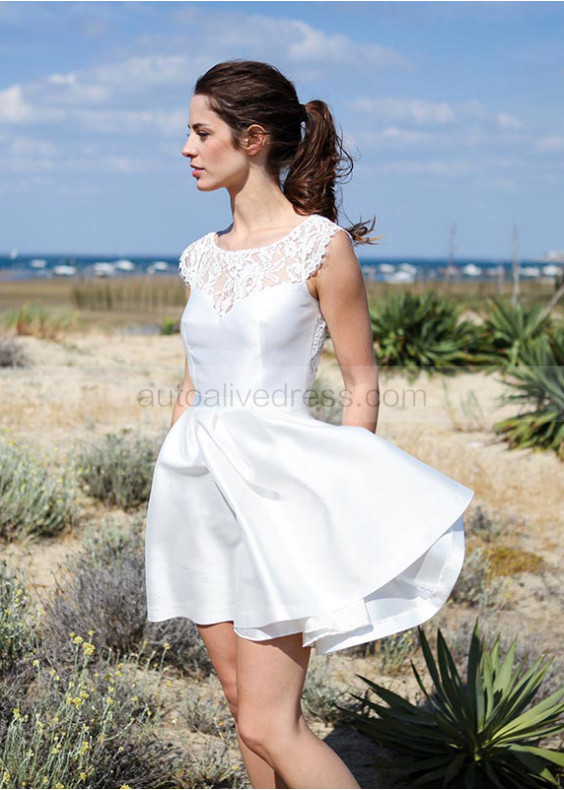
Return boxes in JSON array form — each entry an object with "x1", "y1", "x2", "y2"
[{"x1": 1, "y1": 275, "x2": 563, "y2": 787}]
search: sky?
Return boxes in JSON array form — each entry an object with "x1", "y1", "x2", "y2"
[{"x1": 0, "y1": 1, "x2": 563, "y2": 260}]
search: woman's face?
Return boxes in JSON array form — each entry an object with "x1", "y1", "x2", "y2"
[{"x1": 182, "y1": 93, "x2": 259, "y2": 192}]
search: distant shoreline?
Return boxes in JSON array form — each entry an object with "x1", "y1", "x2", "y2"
[{"x1": 1, "y1": 254, "x2": 562, "y2": 285}]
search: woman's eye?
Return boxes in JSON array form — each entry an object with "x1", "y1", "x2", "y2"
[{"x1": 198, "y1": 132, "x2": 208, "y2": 139}]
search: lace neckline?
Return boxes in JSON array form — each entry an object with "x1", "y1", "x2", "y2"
[{"x1": 211, "y1": 214, "x2": 317, "y2": 254}]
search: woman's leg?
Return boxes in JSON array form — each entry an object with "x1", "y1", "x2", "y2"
[
  {"x1": 196, "y1": 621, "x2": 288, "y2": 788},
  {"x1": 236, "y1": 631, "x2": 360, "y2": 789}
]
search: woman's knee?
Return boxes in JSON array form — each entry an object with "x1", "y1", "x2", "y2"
[{"x1": 237, "y1": 706, "x2": 302, "y2": 757}]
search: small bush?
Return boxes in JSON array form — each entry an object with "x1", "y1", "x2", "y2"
[
  {"x1": 348, "y1": 629, "x2": 419, "y2": 674},
  {"x1": 451, "y1": 547, "x2": 509, "y2": 609},
  {"x1": 38, "y1": 521, "x2": 213, "y2": 679},
  {"x1": 0, "y1": 337, "x2": 28, "y2": 368},
  {"x1": 302, "y1": 656, "x2": 351, "y2": 725},
  {"x1": 0, "y1": 440, "x2": 79, "y2": 541},
  {"x1": 307, "y1": 375, "x2": 343, "y2": 424},
  {"x1": 0, "y1": 560, "x2": 41, "y2": 676},
  {"x1": 73, "y1": 429, "x2": 161, "y2": 511},
  {"x1": 2, "y1": 300, "x2": 80, "y2": 340},
  {"x1": 181, "y1": 738, "x2": 246, "y2": 790},
  {"x1": 464, "y1": 503, "x2": 506, "y2": 542},
  {"x1": 180, "y1": 678, "x2": 236, "y2": 737},
  {"x1": 160, "y1": 316, "x2": 180, "y2": 335},
  {"x1": 0, "y1": 637, "x2": 183, "y2": 790}
]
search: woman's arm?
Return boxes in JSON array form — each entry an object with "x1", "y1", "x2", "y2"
[
  {"x1": 171, "y1": 286, "x2": 197, "y2": 428},
  {"x1": 314, "y1": 230, "x2": 380, "y2": 432}
]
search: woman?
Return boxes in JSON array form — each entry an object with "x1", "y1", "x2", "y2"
[{"x1": 145, "y1": 59, "x2": 474, "y2": 789}]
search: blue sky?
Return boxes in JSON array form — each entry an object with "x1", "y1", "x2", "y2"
[{"x1": 1, "y1": 1, "x2": 563, "y2": 260}]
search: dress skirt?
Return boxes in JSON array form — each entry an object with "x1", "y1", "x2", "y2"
[{"x1": 144, "y1": 402, "x2": 473, "y2": 655}]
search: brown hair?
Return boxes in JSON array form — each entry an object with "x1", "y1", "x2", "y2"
[{"x1": 193, "y1": 59, "x2": 383, "y2": 247}]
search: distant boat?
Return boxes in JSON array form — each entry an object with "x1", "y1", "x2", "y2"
[
  {"x1": 462, "y1": 264, "x2": 481, "y2": 277},
  {"x1": 30, "y1": 259, "x2": 47, "y2": 268},
  {"x1": 9, "y1": 249, "x2": 18, "y2": 260},
  {"x1": 542, "y1": 264, "x2": 562, "y2": 276},
  {"x1": 149, "y1": 261, "x2": 170, "y2": 271},
  {"x1": 113, "y1": 259, "x2": 136, "y2": 271},
  {"x1": 382, "y1": 270, "x2": 416, "y2": 284},
  {"x1": 519, "y1": 266, "x2": 541, "y2": 277},
  {"x1": 53, "y1": 265, "x2": 77, "y2": 276},
  {"x1": 93, "y1": 263, "x2": 116, "y2": 277}
]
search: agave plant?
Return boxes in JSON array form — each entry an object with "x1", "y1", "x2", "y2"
[
  {"x1": 370, "y1": 289, "x2": 480, "y2": 382},
  {"x1": 493, "y1": 327, "x2": 564, "y2": 457},
  {"x1": 475, "y1": 296, "x2": 553, "y2": 368},
  {"x1": 343, "y1": 619, "x2": 564, "y2": 788}
]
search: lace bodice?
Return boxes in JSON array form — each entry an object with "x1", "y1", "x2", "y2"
[
  {"x1": 177, "y1": 214, "x2": 353, "y2": 409},
  {"x1": 178, "y1": 214, "x2": 349, "y2": 318}
]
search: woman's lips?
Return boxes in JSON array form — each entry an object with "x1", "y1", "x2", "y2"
[{"x1": 191, "y1": 167, "x2": 203, "y2": 177}]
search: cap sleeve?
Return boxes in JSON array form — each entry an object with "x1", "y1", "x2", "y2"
[
  {"x1": 178, "y1": 241, "x2": 196, "y2": 287},
  {"x1": 299, "y1": 217, "x2": 354, "y2": 282}
]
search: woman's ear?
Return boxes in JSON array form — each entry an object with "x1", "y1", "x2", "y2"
[{"x1": 242, "y1": 124, "x2": 270, "y2": 156}]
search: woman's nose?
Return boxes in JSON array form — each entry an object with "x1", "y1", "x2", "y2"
[{"x1": 181, "y1": 138, "x2": 196, "y2": 157}]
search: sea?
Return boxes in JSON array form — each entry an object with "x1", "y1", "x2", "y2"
[{"x1": 1, "y1": 251, "x2": 563, "y2": 285}]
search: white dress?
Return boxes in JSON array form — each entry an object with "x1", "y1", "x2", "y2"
[{"x1": 144, "y1": 213, "x2": 474, "y2": 655}]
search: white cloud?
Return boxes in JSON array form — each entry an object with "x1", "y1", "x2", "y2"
[
  {"x1": 496, "y1": 112, "x2": 523, "y2": 130},
  {"x1": 0, "y1": 85, "x2": 35, "y2": 123},
  {"x1": 48, "y1": 73, "x2": 78, "y2": 86},
  {"x1": 536, "y1": 135, "x2": 564, "y2": 153},
  {"x1": 356, "y1": 126, "x2": 435, "y2": 148},
  {"x1": 286, "y1": 21, "x2": 409, "y2": 68},
  {"x1": 89, "y1": 55, "x2": 188, "y2": 87},
  {"x1": 374, "y1": 159, "x2": 473, "y2": 178},
  {"x1": 350, "y1": 97, "x2": 456, "y2": 124}
]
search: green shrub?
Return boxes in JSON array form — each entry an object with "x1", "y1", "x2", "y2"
[
  {"x1": 2, "y1": 301, "x2": 79, "y2": 340},
  {"x1": 73, "y1": 429, "x2": 161, "y2": 510},
  {"x1": 160, "y1": 316, "x2": 180, "y2": 335},
  {"x1": 370, "y1": 290, "x2": 479, "y2": 382},
  {"x1": 0, "y1": 440, "x2": 79, "y2": 541},
  {"x1": 344, "y1": 619, "x2": 564, "y2": 788},
  {"x1": 493, "y1": 328, "x2": 564, "y2": 457},
  {"x1": 475, "y1": 297, "x2": 553, "y2": 367}
]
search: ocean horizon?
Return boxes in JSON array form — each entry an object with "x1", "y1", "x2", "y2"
[{"x1": 1, "y1": 252, "x2": 563, "y2": 285}]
